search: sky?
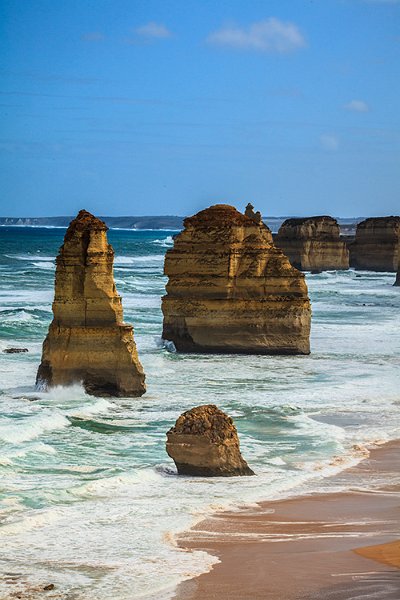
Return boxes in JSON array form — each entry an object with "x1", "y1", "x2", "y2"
[{"x1": 0, "y1": 0, "x2": 399, "y2": 218}]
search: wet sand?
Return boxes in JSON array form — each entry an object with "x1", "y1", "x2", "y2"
[
  {"x1": 174, "y1": 441, "x2": 400, "y2": 599},
  {"x1": 355, "y1": 540, "x2": 400, "y2": 569}
]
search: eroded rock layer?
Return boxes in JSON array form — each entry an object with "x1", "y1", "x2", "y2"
[
  {"x1": 36, "y1": 210, "x2": 146, "y2": 397},
  {"x1": 166, "y1": 404, "x2": 254, "y2": 476},
  {"x1": 275, "y1": 216, "x2": 349, "y2": 271},
  {"x1": 162, "y1": 204, "x2": 311, "y2": 354},
  {"x1": 350, "y1": 217, "x2": 400, "y2": 272}
]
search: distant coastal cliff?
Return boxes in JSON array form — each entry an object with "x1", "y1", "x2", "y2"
[
  {"x1": 0, "y1": 215, "x2": 185, "y2": 230},
  {"x1": 0, "y1": 215, "x2": 363, "y2": 233}
]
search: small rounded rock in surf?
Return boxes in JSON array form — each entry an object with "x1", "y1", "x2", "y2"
[{"x1": 166, "y1": 404, "x2": 255, "y2": 477}]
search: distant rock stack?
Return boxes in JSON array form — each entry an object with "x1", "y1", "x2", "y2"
[
  {"x1": 162, "y1": 204, "x2": 311, "y2": 354},
  {"x1": 166, "y1": 404, "x2": 254, "y2": 476},
  {"x1": 350, "y1": 217, "x2": 400, "y2": 272},
  {"x1": 275, "y1": 216, "x2": 349, "y2": 271},
  {"x1": 36, "y1": 210, "x2": 146, "y2": 397}
]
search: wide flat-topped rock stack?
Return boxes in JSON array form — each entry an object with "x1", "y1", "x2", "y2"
[
  {"x1": 36, "y1": 210, "x2": 146, "y2": 397},
  {"x1": 275, "y1": 216, "x2": 349, "y2": 272},
  {"x1": 166, "y1": 404, "x2": 254, "y2": 476},
  {"x1": 162, "y1": 204, "x2": 311, "y2": 354},
  {"x1": 350, "y1": 216, "x2": 400, "y2": 272}
]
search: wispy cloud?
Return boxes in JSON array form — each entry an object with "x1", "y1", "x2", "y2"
[
  {"x1": 361, "y1": 0, "x2": 400, "y2": 4},
  {"x1": 206, "y1": 18, "x2": 306, "y2": 53},
  {"x1": 345, "y1": 99, "x2": 370, "y2": 112},
  {"x1": 81, "y1": 32, "x2": 105, "y2": 42},
  {"x1": 135, "y1": 22, "x2": 172, "y2": 39},
  {"x1": 0, "y1": 91, "x2": 168, "y2": 106},
  {"x1": 320, "y1": 134, "x2": 339, "y2": 151},
  {"x1": 0, "y1": 69, "x2": 100, "y2": 85}
]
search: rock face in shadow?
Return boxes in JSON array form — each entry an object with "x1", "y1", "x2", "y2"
[
  {"x1": 394, "y1": 265, "x2": 400, "y2": 287},
  {"x1": 275, "y1": 216, "x2": 349, "y2": 271},
  {"x1": 162, "y1": 204, "x2": 311, "y2": 355},
  {"x1": 350, "y1": 217, "x2": 400, "y2": 272},
  {"x1": 166, "y1": 404, "x2": 254, "y2": 476},
  {"x1": 36, "y1": 210, "x2": 146, "y2": 397}
]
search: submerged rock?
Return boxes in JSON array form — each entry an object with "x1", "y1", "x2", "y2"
[
  {"x1": 43, "y1": 583, "x2": 55, "y2": 591},
  {"x1": 36, "y1": 210, "x2": 146, "y2": 397},
  {"x1": 350, "y1": 216, "x2": 400, "y2": 272},
  {"x1": 162, "y1": 204, "x2": 311, "y2": 355},
  {"x1": 275, "y1": 216, "x2": 349, "y2": 271},
  {"x1": 3, "y1": 348, "x2": 28, "y2": 354},
  {"x1": 166, "y1": 404, "x2": 254, "y2": 476}
]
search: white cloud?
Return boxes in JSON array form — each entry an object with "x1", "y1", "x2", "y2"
[
  {"x1": 320, "y1": 134, "x2": 339, "y2": 151},
  {"x1": 206, "y1": 18, "x2": 306, "y2": 53},
  {"x1": 135, "y1": 22, "x2": 172, "y2": 39},
  {"x1": 345, "y1": 99, "x2": 370, "y2": 112}
]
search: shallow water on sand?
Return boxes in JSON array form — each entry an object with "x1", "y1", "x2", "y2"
[{"x1": 0, "y1": 227, "x2": 399, "y2": 599}]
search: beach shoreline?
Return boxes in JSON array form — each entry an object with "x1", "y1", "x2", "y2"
[{"x1": 174, "y1": 440, "x2": 400, "y2": 600}]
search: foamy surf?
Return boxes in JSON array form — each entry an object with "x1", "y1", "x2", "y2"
[{"x1": 0, "y1": 227, "x2": 399, "y2": 599}]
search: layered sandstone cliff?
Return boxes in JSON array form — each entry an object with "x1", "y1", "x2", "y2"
[
  {"x1": 275, "y1": 216, "x2": 349, "y2": 271},
  {"x1": 166, "y1": 404, "x2": 254, "y2": 476},
  {"x1": 36, "y1": 210, "x2": 146, "y2": 397},
  {"x1": 350, "y1": 217, "x2": 400, "y2": 272},
  {"x1": 162, "y1": 204, "x2": 311, "y2": 354}
]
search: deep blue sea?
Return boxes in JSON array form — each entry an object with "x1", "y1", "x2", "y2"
[{"x1": 0, "y1": 227, "x2": 399, "y2": 599}]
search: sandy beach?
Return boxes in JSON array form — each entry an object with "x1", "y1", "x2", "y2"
[{"x1": 175, "y1": 441, "x2": 400, "y2": 600}]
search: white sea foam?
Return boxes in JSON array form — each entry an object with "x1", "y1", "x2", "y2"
[
  {"x1": 70, "y1": 468, "x2": 162, "y2": 498},
  {"x1": 123, "y1": 296, "x2": 162, "y2": 309},
  {"x1": 68, "y1": 397, "x2": 112, "y2": 418},
  {"x1": 32, "y1": 261, "x2": 55, "y2": 270},
  {"x1": 0, "y1": 411, "x2": 70, "y2": 443},
  {"x1": 1, "y1": 309, "x2": 37, "y2": 323},
  {"x1": 4, "y1": 254, "x2": 55, "y2": 262},
  {"x1": 152, "y1": 235, "x2": 174, "y2": 247},
  {"x1": 114, "y1": 255, "x2": 165, "y2": 266},
  {"x1": 0, "y1": 225, "x2": 66, "y2": 229},
  {"x1": 1, "y1": 238, "x2": 399, "y2": 599},
  {"x1": 268, "y1": 457, "x2": 286, "y2": 466},
  {"x1": 0, "y1": 288, "x2": 53, "y2": 305},
  {"x1": 0, "y1": 442, "x2": 57, "y2": 464}
]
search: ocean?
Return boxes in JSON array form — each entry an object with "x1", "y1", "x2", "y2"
[{"x1": 0, "y1": 226, "x2": 399, "y2": 599}]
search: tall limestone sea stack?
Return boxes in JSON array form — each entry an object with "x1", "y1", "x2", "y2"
[
  {"x1": 162, "y1": 204, "x2": 311, "y2": 354},
  {"x1": 36, "y1": 210, "x2": 146, "y2": 397},
  {"x1": 350, "y1": 217, "x2": 400, "y2": 271},
  {"x1": 275, "y1": 216, "x2": 349, "y2": 271}
]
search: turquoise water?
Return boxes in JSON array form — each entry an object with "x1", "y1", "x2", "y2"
[{"x1": 0, "y1": 227, "x2": 399, "y2": 599}]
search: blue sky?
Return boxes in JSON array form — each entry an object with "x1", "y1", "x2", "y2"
[{"x1": 0, "y1": 0, "x2": 399, "y2": 217}]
